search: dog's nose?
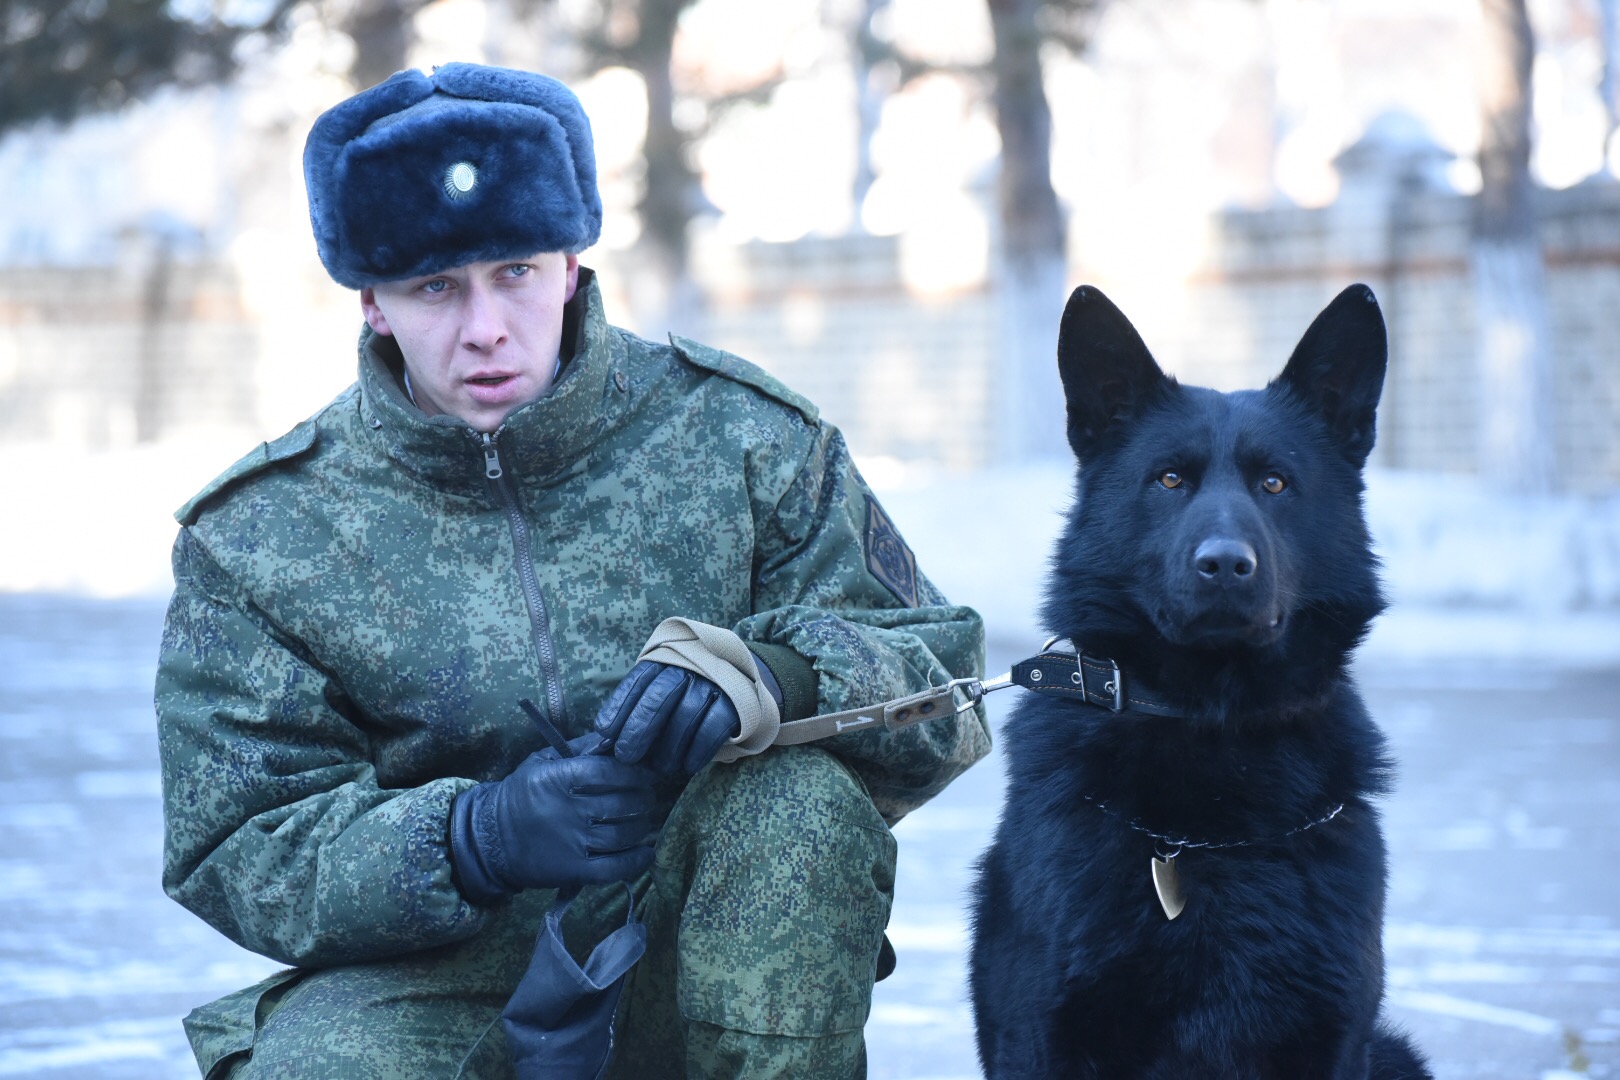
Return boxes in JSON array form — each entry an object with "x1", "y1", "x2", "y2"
[{"x1": 1194, "y1": 538, "x2": 1258, "y2": 581}]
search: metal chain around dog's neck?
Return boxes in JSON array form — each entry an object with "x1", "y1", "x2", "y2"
[
  {"x1": 971, "y1": 637, "x2": 1350, "y2": 921},
  {"x1": 1081, "y1": 794, "x2": 1346, "y2": 852},
  {"x1": 1079, "y1": 794, "x2": 1347, "y2": 921}
]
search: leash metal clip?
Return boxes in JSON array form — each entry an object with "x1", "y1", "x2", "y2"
[{"x1": 946, "y1": 672, "x2": 1014, "y2": 715}]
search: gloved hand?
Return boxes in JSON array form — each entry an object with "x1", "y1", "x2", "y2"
[
  {"x1": 593, "y1": 660, "x2": 757, "y2": 776},
  {"x1": 448, "y1": 750, "x2": 656, "y2": 905}
]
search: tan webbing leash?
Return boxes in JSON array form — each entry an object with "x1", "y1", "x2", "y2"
[
  {"x1": 765, "y1": 677, "x2": 990, "y2": 744},
  {"x1": 637, "y1": 617, "x2": 997, "y2": 761},
  {"x1": 638, "y1": 618, "x2": 782, "y2": 762}
]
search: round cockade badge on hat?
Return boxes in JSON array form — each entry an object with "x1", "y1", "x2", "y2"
[{"x1": 443, "y1": 160, "x2": 479, "y2": 199}]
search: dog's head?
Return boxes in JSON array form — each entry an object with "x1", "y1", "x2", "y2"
[{"x1": 1045, "y1": 284, "x2": 1388, "y2": 688}]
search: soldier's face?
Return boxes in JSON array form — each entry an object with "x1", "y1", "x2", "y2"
[{"x1": 361, "y1": 252, "x2": 580, "y2": 432}]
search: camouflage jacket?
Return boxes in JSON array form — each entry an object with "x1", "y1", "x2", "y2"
[{"x1": 156, "y1": 270, "x2": 990, "y2": 969}]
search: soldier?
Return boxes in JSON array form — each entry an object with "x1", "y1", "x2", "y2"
[{"x1": 156, "y1": 62, "x2": 989, "y2": 1079}]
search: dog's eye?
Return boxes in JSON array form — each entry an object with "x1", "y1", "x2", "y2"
[
  {"x1": 1159, "y1": 471, "x2": 1184, "y2": 490},
  {"x1": 1262, "y1": 474, "x2": 1287, "y2": 494}
]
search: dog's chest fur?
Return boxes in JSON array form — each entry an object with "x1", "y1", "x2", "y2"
[{"x1": 1003, "y1": 691, "x2": 1388, "y2": 1009}]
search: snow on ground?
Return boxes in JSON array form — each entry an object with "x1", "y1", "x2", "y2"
[{"x1": 2, "y1": 442, "x2": 1618, "y2": 665}]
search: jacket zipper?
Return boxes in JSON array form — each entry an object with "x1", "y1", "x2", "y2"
[{"x1": 480, "y1": 430, "x2": 568, "y2": 729}]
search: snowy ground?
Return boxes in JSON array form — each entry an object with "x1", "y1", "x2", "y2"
[{"x1": 1, "y1": 443, "x2": 1617, "y2": 1078}]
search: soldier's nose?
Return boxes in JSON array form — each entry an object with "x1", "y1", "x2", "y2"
[{"x1": 460, "y1": 286, "x2": 509, "y2": 352}]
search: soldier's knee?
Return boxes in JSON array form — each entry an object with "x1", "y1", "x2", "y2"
[
  {"x1": 673, "y1": 745, "x2": 896, "y2": 893},
  {"x1": 659, "y1": 746, "x2": 896, "y2": 1037}
]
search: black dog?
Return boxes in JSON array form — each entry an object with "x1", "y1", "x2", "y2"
[{"x1": 968, "y1": 285, "x2": 1429, "y2": 1079}]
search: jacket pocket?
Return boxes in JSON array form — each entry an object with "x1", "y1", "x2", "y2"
[{"x1": 182, "y1": 967, "x2": 304, "y2": 1080}]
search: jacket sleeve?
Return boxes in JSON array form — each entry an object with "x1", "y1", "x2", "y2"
[
  {"x1": 156, "y1": 527, "x2": 488, "y2": 967},
  {"x1": 733, "y1": 421, "x2": 991, "y2": 823}
]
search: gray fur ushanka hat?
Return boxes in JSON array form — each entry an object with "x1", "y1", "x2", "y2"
[{"x1": 304, "y1": 62, "x2": 602, "y2": 288}]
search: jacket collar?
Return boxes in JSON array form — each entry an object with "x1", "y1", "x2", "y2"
[{"x1": 357, "y1": 268, "x2": 620, "y2": 491}]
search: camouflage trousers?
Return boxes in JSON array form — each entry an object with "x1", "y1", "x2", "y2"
[{"x1": 186, "y1": 745, "x2": 897, "y2": 1079}]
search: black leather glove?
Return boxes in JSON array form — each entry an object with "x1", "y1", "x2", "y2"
[
  {"x1": 593, "y1": 660, "x2": 751, "y2": 776},
  {"x1": 448, "y1": 750, "x2": 656, "y2": 905}
]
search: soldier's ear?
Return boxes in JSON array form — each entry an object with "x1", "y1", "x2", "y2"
[
  {"x1": 563, "y1": 254, "x2": 580, "y2": 302},
  {"x1": 361, "y1": 288, "x2": 394, "y2": 337}
]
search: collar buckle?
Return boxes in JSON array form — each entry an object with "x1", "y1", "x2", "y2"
[
  {"x1": 1097, "y1": 654, "x2": 1124, "y2": 712},
  {"x1": 1042, "y1": 637, "x2": 1123, "y2": 712}
]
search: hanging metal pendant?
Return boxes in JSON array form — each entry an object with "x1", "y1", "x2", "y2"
[{"x1": 1151, "y1": 852, "x2": 1186, "y2": 920}]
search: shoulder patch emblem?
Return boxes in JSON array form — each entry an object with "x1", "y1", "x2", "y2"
[{"x1": 865, "y1": 494, "x2": 919, "y2": 609}]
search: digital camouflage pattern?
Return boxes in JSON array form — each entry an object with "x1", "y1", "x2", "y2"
[
  {"x1": 608, "y1": 744, "x2": 896, "y2": 1076},
  {"x1": 156, "y1": 269, "x2": 990, "y2": 1076},
  {"x1": 187, "y1": 746, "x2": 890, "y2": 1078}
]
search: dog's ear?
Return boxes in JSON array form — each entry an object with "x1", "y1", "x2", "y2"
[
  {"x1": 1057, "y1": 285, "x2": 1171, "y2": 460},
  {"x1": 1274, "y1": 284, "x2": 1388, "y2": 467}
]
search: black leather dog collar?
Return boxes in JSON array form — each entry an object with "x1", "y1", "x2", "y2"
[{"x1": 1009, "y1": 650, "x2": 1185, "y2": 718}]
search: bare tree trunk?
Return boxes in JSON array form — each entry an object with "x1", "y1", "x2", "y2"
[
  {"x1": 1472, "y1": 0, "x2": 1556, "y2": 491},
  {"x1": 987, "y1": 0, "x2": 1069, "y2": 463},
  {"x1": 133, "y1": 234, "x2": 175, "y2": 444},
  {"x1": 626, "y1": 0, "x2": 703, "y2": 335},
  {"x1": 1600, "y1": 0, "x2": 1619, "y2": 174},
  {"x1": 342, "y1": 0, "x2": 421, "y2": 89},
  {"x1": 851, "y1": 0, "x2": 893, "y2": 228}
]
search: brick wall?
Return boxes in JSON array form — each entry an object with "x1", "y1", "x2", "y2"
[
  {"x1": 680, "y1": 234, "x2": 998, "y2": 471},
  {"x1": 1165, "y1": 182, "x2": 1620, "y2": 489},
  {"x1": 0, "y1": 241, "x2": 259, "y2": 447},
  {"x1": 2, "y1": 183, "x2": 1616, "y2": 488},
  {"x1": 684, "y1": 182, "x2": 1620, "y2": 488}
]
